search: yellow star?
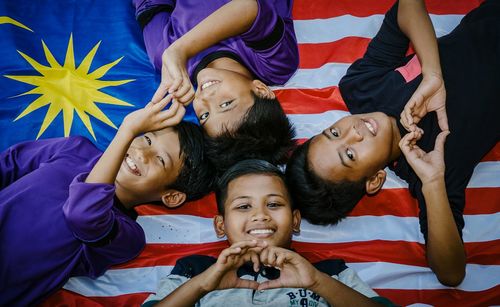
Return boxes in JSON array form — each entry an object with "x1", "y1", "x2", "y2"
[{"x1": 5, "y1": 34, "x2": 134, "y2": 140}]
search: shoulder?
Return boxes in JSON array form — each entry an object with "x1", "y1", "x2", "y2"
[
  {"x1": 312, "y1": 259, "x2": 348, "y2": 276},
  {"x1": 171, "y1": 255, "x2": 217, "y2": 278}
]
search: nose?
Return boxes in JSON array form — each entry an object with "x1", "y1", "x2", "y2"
[
  {"x1": 251, "y1": 206, "x2": 271, "y2": 222},
  {"x1": 134, "y1": 147, "x2": 154, "y2": 163},
  {"x1": 346, "y1": 125, "x2": 363, "y2": 143}
]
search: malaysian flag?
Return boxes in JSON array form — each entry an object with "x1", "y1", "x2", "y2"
[{"x1": 0, "y1": 0, "x2": 497, "y2": 305}]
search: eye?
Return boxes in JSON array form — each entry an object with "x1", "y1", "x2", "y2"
[
  {"x1": 157, "y1": 156, "x2": 165, "y2": 167},
  {"x1": 236, "y1": 204, "x2": 251, "y2": 210},
  {"x1": 220, "y1": 100, "x2": 233, "y2": 108},
  {"x1": 330, "y1": 127, "x2": 339, "y2": 137},
  {"x1": 144, "y1": 135, "x2": 151, "y2": 145},
  {"x1": 199, "y1": 112, "x2": 209, "y2": 121},
  {"x1": 346, "y1": 148, "x2": 355, "y2": 161},
  {"x1": 267, "y1": 202, "x2": 283, "y2": 208}
]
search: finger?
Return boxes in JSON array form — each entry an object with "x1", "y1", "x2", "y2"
[
  {"x1": 172, "y1": 76, "x2": 193, "y2": 98},
  {"x1": 275, "y1": 252, "x2": 287, "y2": 268},
  {"x1": 168, "y1": 73, "x2": 183, "y2": 94},
  {"x1": 266, "y1": 248, "x2": 277, "y2": 266},
  {"x1": 258, "y1": 280, "x2": 282, "y2": 291},
  {"x1": 249, "y1": 251, "x2": 261, "y2": 272},
  {"x1": 151, "y1": 94, "x2": 173, "y2": 111},
  {"x1": 156, "y1": 100, "x2": 180, "y2": 119},
  {"x1": 434, "y1": 130, "x2": 450, "y2": 153},
  {"x1": 162, "y1": 104, "x2": 186, "y2": 127},
  {"x1": 436, "y1": 107, "x2": 449, "y2": 132},
  {"x1": 177, "y1": 87, "x2": 195, "y2": 105},
  {"x1": 259, "y1": 247, "x2": 269, "y2": 265},
  {"x1": 151, "y1": 83, "x2": 169, "y2": 104}
]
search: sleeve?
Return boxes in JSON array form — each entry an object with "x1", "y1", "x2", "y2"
[
  {"x1": 62, "y1": 172, "x2": 145, "y2": 269},
  {"x1": 339, "y1": 0, "x2": 421, "y2": 118},
  {"x1": 239, "y1": 0, "x2": 299, "y2": 85},
  {"x1": 0, "y1": 138, "x2": 67, "y2": 188},
  {"x1": 336, "y1": 267, "x2": 379, "y2": 298},
  {"x1": 142, "y1": 272, "x2": 190, "y2": 306}
]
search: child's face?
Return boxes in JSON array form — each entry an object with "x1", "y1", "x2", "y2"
[
  {"x1": 308, "y1": 112, "x2": 399, "y2": 183},
  {"x1": 215, "y1": 174, "x2": 300, "y2": 248},
  {"x1": 193, "y1": 68, "x2": 255, "y2": 137},
  {"x1": 115, "y1": 127, "x2": 183, "y2": 202}
]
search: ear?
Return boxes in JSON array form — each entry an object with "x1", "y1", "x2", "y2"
[
  {"x1": 213, "y1": 215, "x2": 226, "y2": 238},
  {"x1": 161, "y1": 189, "x2": 187, "y2": 208},
  {"x1": 365, "y1": 169, "x2": 386, "y2": 195},
  {"x1": 292, "y1": 209, "x2": 301, "y2": 234},
  {"x1": 252, "y1": 80, "x2": 275, "y2": 99}
]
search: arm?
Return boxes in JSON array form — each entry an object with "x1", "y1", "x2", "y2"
[
  {"x1": 151, "y1": 0, "x2": 259, "y2": 104},
  {"x1": 155, "y1": 240, "x2": 263, "y2": 307},
  {"x1": 257, "y1": 247, "x2": 382, "y2": 306},
  {"x1": 399, "y1": 131, "x2": 466, "y2": 286},
  {"x1": 85, "y1": 95, "x2": 184, "y2": 184},
  {"x1": 398, "y1": 0, "x2": 448, "y2": 132}
]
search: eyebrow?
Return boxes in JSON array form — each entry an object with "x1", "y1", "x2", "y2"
[
  {"x1": 321, "y1": 129, "x2": 351, "y2": 168},
  {"x1": 322, "y1": 129, "x2": 332, "y2": 140}
]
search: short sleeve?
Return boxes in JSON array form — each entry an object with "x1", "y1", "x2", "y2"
[
  {"x1": 142, "y1": 274, "x2": 190, "y2": 306},
  {"x1": 240, "y1": 0, "x2": 283, "y2": 51},
  {"x1": 337, "y1": 267, "x2": 379, "y2": 298}
]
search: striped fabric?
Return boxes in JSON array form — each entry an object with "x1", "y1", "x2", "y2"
[{"x1": 42, "y1": 0, "x2": 499, "y2": 306}]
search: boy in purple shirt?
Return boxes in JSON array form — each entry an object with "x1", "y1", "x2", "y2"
[
  {"x1": 0, "y1": 98, "x2": 214, "y2": 306},
  {"x1": 134, "y1": 0, "x2": 299, "y2": 172}
]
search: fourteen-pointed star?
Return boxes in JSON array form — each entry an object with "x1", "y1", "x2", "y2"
[{"x1": 5, "y1": 34, "x2": 134, "y2": 140}]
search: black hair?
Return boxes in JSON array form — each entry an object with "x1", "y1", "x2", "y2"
[
  {"x1": 215, "y1": 159, "x2": 289, "y2": 215},
  {"x1": 285, "y1": 139, "x2": 366, "y2": 225},
  {"x1": 205, "y1": 93, "x2": 296, "y2": 176},
  {"x1": 168, "y1": 121, "x2": 215, "y2": 201}
]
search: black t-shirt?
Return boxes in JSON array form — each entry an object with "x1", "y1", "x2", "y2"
[{"x1": 339, "y1": 0, "x2": 500, "y2": 240}]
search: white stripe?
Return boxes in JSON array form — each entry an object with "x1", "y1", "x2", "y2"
[
  {"x1": 294, "y1": 14, "x2": 464, "y2": 44},
  {"x1": 351, "y1": 262, "x2": 500, "y2": 292},
  {"x1": 468, "y1": 162, "x2": 500, "y2": 188},
  {"x1": 289, "y1": 110, "x2": 349, "y2": 139},
  {"x1": 63, "y1": 266, "x2": 173, "y2": 296},
  {"x1": 137, "y1": 213, "x2": 500, "y2": 245},
  {"x1": 63, "y1": 262, "x2": 499, "y2": 297},
  {"x1": 137, "y1": 214, "x2": 225, "y2": 244},
  {"x1": 272, "y1": 63, "x2": 350, "y2": 90}
]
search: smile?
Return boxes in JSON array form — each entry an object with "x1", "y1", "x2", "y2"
[
  {"x1": 125, "y1": 154, "x2": 141, "y2": 176},
  {"x1": 248, "y1": 228, "x2": 275, "y2": 238},
  {"x1": 363, "y1": 118, "x2": 377, "y2": 136},
  {"x1": 201, "y1": 80, "x2": 219, "y2": 91}
]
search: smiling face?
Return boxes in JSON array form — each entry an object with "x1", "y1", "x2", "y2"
[
  {"x1": 308, "y1": 112, "x2": 401, "y2": 183},
  {"x1": 115, "y1": 127, "x2": 183, "y2": 204},
  {"x1": 193, "y1": 68, "x2": 273, "y2": 137},
  {"x1": 215, "y1": 174, "x2": 300, "y2": 248}
]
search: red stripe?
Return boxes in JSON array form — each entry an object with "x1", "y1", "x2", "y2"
[
  {"x1": 292, "y1": 0, "x2": 481, "y2": 20},
  {"x1": 276, "y1": 87, "x2": 348, "y2": 114},
  {"x1": 376, "y1": 286, "x2": 500, "y2": 307},
  {"x1": 41, "y1": 290, "x2": 149, "y2": 307},
  {"x1": 135, "y1": 193, "x2": 218, "y2": 218},
  {"x1": 298, "y1": 38, "x2": 371, "y2": 68},
  {"x1": 114, "y1": 238, "x2": 500, "y2": 270}
]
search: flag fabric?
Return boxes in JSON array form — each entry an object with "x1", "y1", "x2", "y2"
[{"x1": 0, "y1": 0, "x2": 498, "y2": 306}]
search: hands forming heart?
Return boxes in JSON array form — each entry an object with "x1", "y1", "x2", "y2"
[{"x1": 199, "y1": 240, "x2": 321, "y2": 293}]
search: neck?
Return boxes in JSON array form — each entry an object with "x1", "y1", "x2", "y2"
[
  {"x1": 114, "y1": 186, "x2": 138, "y2": 210},
  {"x1": 207, "y1": 57, "x2": 254, "y2": 79},
  {"x1": 389, "y1": 116, "x2": 402, "y2": 161}
]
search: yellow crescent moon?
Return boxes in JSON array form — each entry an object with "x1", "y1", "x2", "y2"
[{"x1": 0, "y1": 16, "x2": 33, "y2": 32}]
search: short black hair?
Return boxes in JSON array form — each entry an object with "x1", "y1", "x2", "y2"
[
  {"x1": 168, "y1": 121, "x2": 215, "y2": 201},
  {"x1": 285, "y1": 139, "x2": 366, "y2": 225},
  {"x1": 205, "y1": 93, "x2": 296, "y2": 176},
  {"x1": 215, "y1": 159, "x2": 289, "y2": 215}
]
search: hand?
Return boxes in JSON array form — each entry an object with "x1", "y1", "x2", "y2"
[
  {"x1": 151, "y1": 44, "x2": 195, "y2": 106},
  {"x1": 121, "y1": 94, "x2": 186, "y2": 137},
  {"x1": 201, "y1": 240, "x2": 266, "y2": 292},
  {"x1": 399, "y1": 130, "x2": 449, "y2": 185},
  {"x1": 400, "y1": 72, "x2": 448, "y2": 132},
  {"x1": 257, "y1": 246, "x2": 319, "y2": 291}
]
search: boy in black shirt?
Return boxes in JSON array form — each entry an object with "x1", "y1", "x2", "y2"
[{"x1": 286, "y1": 0, "x2": 499, "y2": 286}]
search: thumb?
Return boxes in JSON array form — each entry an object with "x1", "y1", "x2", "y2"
[
  {"x1": 434, "y1": 130, "x2": 450, "y2": 153},
  {"x1": 436, "y1": 107, "x2": 449, "y2": 131}
]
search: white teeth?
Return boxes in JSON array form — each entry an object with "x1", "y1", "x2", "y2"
[
  {"x1": 126, "y1": 156, "x2": 137, "y2": 171},
  {"x1": 364, "y1": 121, "x2": 375, "y2": 135},
  {"x1": 201, "y1": 80, "x2": 219, "y2": 90},
  {"x1": 249, "y1": 229, "x2": 274, "y2": 235}
]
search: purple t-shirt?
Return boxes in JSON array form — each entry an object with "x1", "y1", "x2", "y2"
[
  {"x1": 0, "y1": 136, "x2": 145, "y2": 306},
  {"x1": 142, "y1": 0, "x2": 299, "y2": 85}
]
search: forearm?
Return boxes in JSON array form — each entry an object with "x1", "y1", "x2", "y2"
[
  {"x1": 309, "y1": 272, "x2": 381, "y2": 307},
  {"x1": 172, "y1": 0, "x2": 258, "y2": 58},
  {"x1": 85, "y1": 129, "x2": 134, "y2": 184},
  {"x1": 422, "y1": 180, "x2": 466, "y2": 286},
  {"x1": 397, "y1": 0, "x2": 441, "y2": 75},
  {"x1": 155, "y1": 271, "x2": 212, "y2": 307}
]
